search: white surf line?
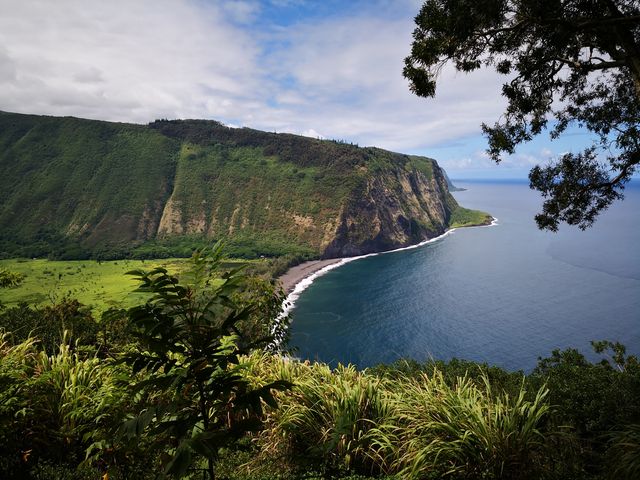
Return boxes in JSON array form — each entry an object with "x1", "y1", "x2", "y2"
[
  {"x1": 284, "y1": 215, "x2": 499, "y2": 312},
  {"x1": 270, "y1": 217, "x2": 498, "y2": 346}
]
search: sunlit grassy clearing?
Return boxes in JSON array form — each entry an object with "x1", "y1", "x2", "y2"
[
  {"x1": 450, "y1": 206, "x2": 493, "y2": 228},
  {"x1": 0, "y1": 258, "x2": 194, "y2": 313}
]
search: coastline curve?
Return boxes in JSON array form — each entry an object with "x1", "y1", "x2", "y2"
[{"x1": 271, "y1": 217, "x2": 498, "y2": 346}]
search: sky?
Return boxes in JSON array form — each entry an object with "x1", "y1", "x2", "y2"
[{"x1": 0, "y1": 0, "x2": 597, "y2": 179}]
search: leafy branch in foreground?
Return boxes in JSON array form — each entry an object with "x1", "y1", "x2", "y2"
[
  {"x1": 118, "y1": 243, "x2": 290, "y2": 479},
  {"x1": 405, "y1": 0, "x2": 639, "y2": 230}
]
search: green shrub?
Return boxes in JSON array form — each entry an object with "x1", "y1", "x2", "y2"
[
  {"x1": 0, "y1": 299, "x2": 99, "y2": 354},
  {"x1": 243, "y1": 354, "x2": 554, "y2": 479},
  {"x1": 0, "y1": 333, "x2": 129, "y2": 478},
  {"x1": 0, "y1": 269, "x2": 24, "y2": 287},
  {"x1": 373, "y1": 371, "x2": 550, "y2": 479},
  {"x1": 117, "y1": 244, "x2": 290, "y2": 479}
]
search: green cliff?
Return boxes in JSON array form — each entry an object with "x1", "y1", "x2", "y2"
[{"x1": 0, "y1": 111, "x2": 490, "y2": 259}]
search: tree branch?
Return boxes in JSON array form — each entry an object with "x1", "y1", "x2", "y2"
[
  {"x1": 575, "y1": 14, "x2": 640, "y2": 29},
  {"x1": 480, "y1": 19, "x2": 529, "y2": 36},
  {"x1": 552, "y1": 57, "x2": 625, "y2": 71},
  {"x1": 594, "y1": 157, "x2": 640, "y2": 190}
]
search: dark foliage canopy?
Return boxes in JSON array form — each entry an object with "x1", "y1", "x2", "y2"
[{"x1": 405, "y1": 0, "x2": 640, "y2": 230}]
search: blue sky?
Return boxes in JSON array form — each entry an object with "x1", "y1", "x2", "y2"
[{"x1": 0, "y1": 0, "x2": 599, "y2": 179}]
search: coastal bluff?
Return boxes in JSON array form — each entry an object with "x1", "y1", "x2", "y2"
[{"x1": 0, "y1": 111, "x2": 489, "y2": 259}]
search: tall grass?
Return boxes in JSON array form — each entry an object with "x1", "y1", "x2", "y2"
[
  {"x1": 242, "y1": 353, "x2": 392, "y2": 474},
  {"x1": 2, "y1": 334, "x2": 635, "y2": 478},
  {"x1": 372, "y1": 371, "x2": 550, "y2": 479},
  {"x1": 35, "y1": 335, "x2": 123, "y2": 446},
  {"x1": 607, "y1": 424, "x2": 640, "y2": 479},
  {"x1": 0, "y1": 332, "x2": 126, "y2": 473},
  {"x1": 242, "y1": 354, "x2": 552, "y2": 479}
]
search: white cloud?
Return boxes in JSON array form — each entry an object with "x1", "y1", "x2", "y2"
[
  {"x1": 0, "y1": 0, "x2": 516, "y2": 169},
  {"x1": 441, "y1": 147, "x2": 564, "y2": 173},
  {"x1": 441, "y1": 151, "x2": 496, "y2": 171},
  {"x1": 0, "y1": 0, "x2": 263, "y2": 123},
  {"x1": 221, "y1": 1, "x2": 262, "y2": 24},
  {"x1": 72, "y1": 66, "x2": 104, "y2": 84},
  {"x1": 300, "y1": 128, "x2": 324, "y2": 139},
  {"x1": 252, "y1": 14, "x2": 508, "y2": 151}
]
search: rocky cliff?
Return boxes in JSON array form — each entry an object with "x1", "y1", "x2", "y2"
[
  {"x1": 323, "y1": 162, "x2": 455, "y2": 257},
  {"x1": 0, "y1": 111, "x2": 488, "y2": 259}
]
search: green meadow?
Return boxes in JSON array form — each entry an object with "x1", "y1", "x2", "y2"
[
  {"x1": 0, "y1": 258, "x2": 193, "y2": 313},
  {"x1": 449, "y1": 206, "x2": 493, "y2": 228}
]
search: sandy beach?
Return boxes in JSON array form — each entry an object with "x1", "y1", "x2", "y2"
[{"x1": 277, "y1": 259, "x2": 343, "y2": 294}]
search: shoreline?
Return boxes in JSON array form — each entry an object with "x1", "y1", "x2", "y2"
[
  {"x1": 276, "y1": 216, "x2": 497, "y2": 297},
  {"x1": 269, "y1": 217, "x2": 498, "y2": 346},
  {"x1": 277, "y1": 259, "x2": 344, "y2": 294}
]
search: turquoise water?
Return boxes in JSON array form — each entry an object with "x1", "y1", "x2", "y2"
[{"x1": 289, "y1": 180, "x2": 640, "y2": 371}]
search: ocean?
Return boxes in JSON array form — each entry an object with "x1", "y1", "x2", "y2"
[{"x1": 288, "y1": 180, "x2": 640, "y2": 372}]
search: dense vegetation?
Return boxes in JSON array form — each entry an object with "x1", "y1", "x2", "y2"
[
  {"x1": 0, "y1": 250, "x2": 637, "y2": 479},
  {"x1": 0, "y1": 112, "x2": 178, "y2": 259},
  {"x1": 448, "y1": 207, "x2": 492, "y2": 228},
  {"x1": 405, "y1": 0, "x2": 639, "y2": 231},
  {"x1": 0, "y1": 111, "x2": 487, "y2": 262}
]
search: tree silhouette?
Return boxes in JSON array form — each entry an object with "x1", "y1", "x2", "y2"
[{"x1": 405, "y1": 0, "x2": 639, "y2": 230}]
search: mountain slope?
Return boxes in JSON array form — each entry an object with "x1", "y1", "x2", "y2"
[
  {"x1": 0, "y1": 111, "x2": 490, "y2": 259},
  {"x1": 0, "y1": 112, "x2": 178, "y2": 256}
]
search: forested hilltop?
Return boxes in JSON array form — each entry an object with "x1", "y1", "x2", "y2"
[{"x1": 0, "y1": 111, "x2": 489, "y2": 261}]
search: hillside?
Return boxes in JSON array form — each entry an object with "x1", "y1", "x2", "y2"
[{"x1": 0, "y1": 111, "x2": 490, "y2": 260}]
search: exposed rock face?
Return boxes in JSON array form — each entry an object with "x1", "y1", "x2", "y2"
[
  {"x1": 152, "y1": 148, "x2": 458, "y2": 258},
  {"x1": 0, "y1": 112, "x2": 467, "y2": 258},
  {"x1": 158, "y1": 199, "x2": 184, "y2": 235},
  {"x1": 323, "y1": 163, "x2": 454, "y2": 257}
]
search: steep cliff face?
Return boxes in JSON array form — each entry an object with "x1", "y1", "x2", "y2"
[
  {"x1": 323, "y1": 163, "x2": 455, "y2": 257},
  {"x1": 0, "y1": 112, "x2": 482, "y2": 259},
  {"x1": 148, "y1": 139, "x2": 459, "y2": 258}
]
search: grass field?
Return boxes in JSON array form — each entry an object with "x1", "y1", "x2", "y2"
[
  {"x1": 450, "y1": 206, "x2": 493, "y2": 228},
  {"x1": 0, "y1": 258, "x2": 194, "y2": 313}
]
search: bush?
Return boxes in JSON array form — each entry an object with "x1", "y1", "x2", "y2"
[
  {"x1": 607, "y1": 424, "x2": 640, "y2": 480},
  {"x1": 374, "y1": 371, "x2": 550, "y2": 479},
  {"x1": 242, "y1": 354, "x2": 553, "y2": 479},
  {"x1": 260, "y1": 359, "x2": 390, "y2": 474},
  {"x1": 0, "y1": 300, "x2": 99, "y2": 354},
  {"x1": 0, "y1": 334, "x2": 130, "y2": 478},
  {"x1": 117, "y1": 244, "x2": 290, "y2": 479}
]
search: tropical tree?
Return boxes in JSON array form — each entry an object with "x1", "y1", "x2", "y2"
[
  {"x1": 118, "y1": 243, "x2": 289, "y2": 479},
  {"x1": 404, "y1": 0, "x2": 640, "y2": 230}
]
